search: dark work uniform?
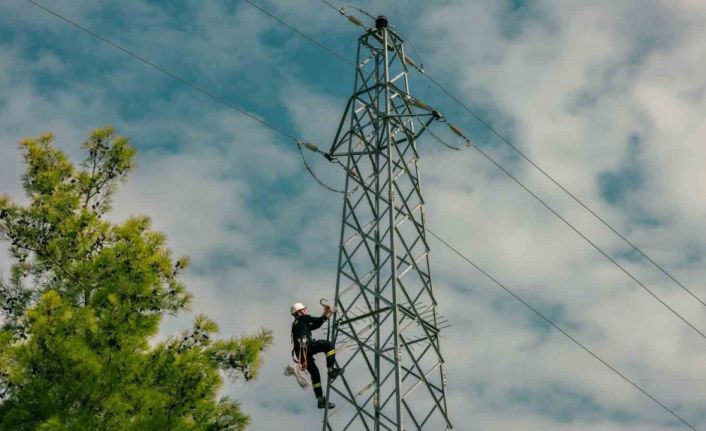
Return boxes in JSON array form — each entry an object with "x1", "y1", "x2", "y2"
[{"x1": 292, "y1": 314, "x2": 336, "y2": 399}]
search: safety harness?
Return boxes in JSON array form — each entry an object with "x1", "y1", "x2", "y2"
[
  {"x1": 295, "y1": 335, "x2": 309, "y2": 371},
  {"x1": 291, "y1": 315, "x2": 310, "y2": 373}
]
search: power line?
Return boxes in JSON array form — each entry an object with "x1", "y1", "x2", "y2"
[
  {"x1": 25, "y1": 0, "x2": 348, "y2": 193},
  {"x1": 25, "y1": 2, "x2": 700, "y2": 428},
  {"x1": 426, "y1": 126, "x2": 706, "y2": 344},
  {"x1": 322, "y1": 0, "x2": 704, "y2": 310},
  {"x1": 426, "y1": 229, "x2": 698, "y2": 431},
  {"x1": 229, "y1": 3, "x2": 703, "y2": 427},
  {"x1": 238, "y1": 0, "x2": 706, "y2": 346},
  {"x1": 419, "y1": 72, "x2": 706, "y2": 308},
  {"x1": 296, "y1": 142, "x2": 345, "y2": 194},
  {"x1": 243, "y1": 0, "x2": 354, "y2": 66},
  {"x1": 319, "y1": 0, "x2": 341, "y2": 13},
  {"x1": 306, "y1": 0, "x2": 706, "y2": 307},
  {"x1": 26, "y1": 0, "x2": 298, "y2": 142}
]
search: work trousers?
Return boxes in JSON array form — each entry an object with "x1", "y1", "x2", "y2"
[{"x1": 306, "y1": 339, "x2": 336, "y2": 399}]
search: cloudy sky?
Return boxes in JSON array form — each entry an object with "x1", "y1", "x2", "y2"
[{"x1": 2, "y1": 0, "x2": 706, "y2": 429}]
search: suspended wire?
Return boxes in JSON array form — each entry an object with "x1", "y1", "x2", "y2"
[
  {"x1": 426, "y1": 229, "x2": 698, "y2": 431},
  {"x1": 26, "y1": 2, "x2": 702, "y2": 427},
  {"x1": 25, "y1": 0, "x2": 345, "y2": 195},
  {"x1": 319, "y1": 0, "x2": 374, "y2": 25},
  {"x1": 418, "y1": 118, "x2": 464, "y2": 151},
  {"x1": 428, "y1": 127, "x2": 462, "y2": 151},
  {"x1": 325, "y1": 2, "x2": 426, "y2": 70},
  {"x1": 25, "y1": 0, "x2": 297, "y2": 141},
  {"x1": 236, "y1": 0, "x2": 706, "y2": 325},
  {"x1": 309, "y1": 0, "x2": 705, "y2": 307},
  {"x1": 419, "y1": 72, "x2": 706, "y2": 308},
  {"x1": 332, "y1": 0, "x2": 702, "y2": 310},
  {"x1": 243, "y1": 0, "x2": 354, "y2": 66},
  {"x1": 297, "y1": 142, "x2": 345, "y2": 194},
  {"x1": 320, "y1": 0, "x2": 343, "y2": 13},
  {"x1": 318, "y1": 1, "x2": 370, "y2": 32},
  {"x1": 428, "y1": 124, "x2": 706, "y2": 344},
  {"x1": 343, "y1": 5, "x2": 376, "y2": 21}
]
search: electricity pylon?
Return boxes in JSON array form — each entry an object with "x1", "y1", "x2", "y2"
[{"x1": 323, "y1": 15, "x2": 452, "y2": 431}]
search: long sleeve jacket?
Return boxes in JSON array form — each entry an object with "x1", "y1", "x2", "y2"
[{"x1": 291, "y1": 314, "x2": 328, "y2": 350}]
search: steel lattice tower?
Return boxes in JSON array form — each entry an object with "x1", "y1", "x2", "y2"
[{"x1": 323, "y1": 16, "x2": 452, "y2": 431}]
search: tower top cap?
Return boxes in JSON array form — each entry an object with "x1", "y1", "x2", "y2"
[{"x1": 375, "y1": 15, "x2": 388, "y2": 29}]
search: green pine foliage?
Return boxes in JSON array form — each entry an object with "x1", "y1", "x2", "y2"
[{"x1": 0, "y1": 128, "x2": 273, "y2": 430}]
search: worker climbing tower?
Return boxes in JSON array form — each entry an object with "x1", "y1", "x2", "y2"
[{"x1": 323, "y1": 15, "x2": 452, "y2": 430}]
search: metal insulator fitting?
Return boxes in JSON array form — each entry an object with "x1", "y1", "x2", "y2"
[{"x1": 375, "y1": 15, "x2": 388, "y2": 29}]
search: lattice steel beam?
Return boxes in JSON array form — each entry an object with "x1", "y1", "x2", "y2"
[{"x1": 323, "y1": 15, "x2": 452, "y2": 431}]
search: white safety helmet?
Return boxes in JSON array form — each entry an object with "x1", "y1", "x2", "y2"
[{"x1": 290, "y1": 302, "x2": 306, "y2": 315}]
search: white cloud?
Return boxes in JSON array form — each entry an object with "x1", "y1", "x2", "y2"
[{"x1": 2, "y1": 0, "x2": 706, "y2": 429}]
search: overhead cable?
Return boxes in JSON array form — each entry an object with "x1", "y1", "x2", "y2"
[
  {"x1": 25, "y1": 0, "x2": 343, "y2": 194},
  {"x1": 319, "y1": 0, "x2": 342, "y2": 13},
  {"x1": 426, "y1": 228, "x2": 698, "y2": 431},
  {"x1": 297, "y1": 141, "x2": 345, "y2": 194},
  {"x1": 429, "y1": 123, "x2": 706, "y2": 344},
  {"x1": 26, "y1": 2, "x2": 700, "y2": 428},
  {"x1": 309, "y1": 0, "x2": 705, "y2": 307},
  {"x1": 243, "y1": 0, "x2": 354, "y2": 66},
  {"x1": 27, "y1": 0, "x2": 296, "y2": 140},
  {"x1": 325, "y1": 0, "x2": 702, "y2": 310},
  {"x1": 234, "y1": 0, "x2": 706, "y2": 341},
  {"x1": 419, "y1": 71, "x2": 706, "y2": 307}
]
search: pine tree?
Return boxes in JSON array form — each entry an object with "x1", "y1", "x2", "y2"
[{"x1": 0, "y1": 127, "x2": 272, "y2": 430}]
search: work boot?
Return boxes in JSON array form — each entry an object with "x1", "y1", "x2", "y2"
[
  {"x1": 317, "y1": 396, "x2": 335, "y2": 409},
  {"x1": 328, "y1": 366, "x2": 342, "y2": 381}
]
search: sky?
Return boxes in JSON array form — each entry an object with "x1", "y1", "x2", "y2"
[{"x1": 2, "y1": 0, "x2": 706, "y2": 429}]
